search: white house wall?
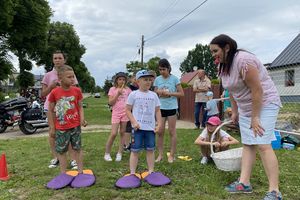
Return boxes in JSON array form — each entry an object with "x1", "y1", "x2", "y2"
[{"x1": 268, "y1": 65, "x2": 300, "y2": 96}]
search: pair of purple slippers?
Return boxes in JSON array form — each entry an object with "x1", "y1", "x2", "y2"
[
  {"x1": 115, "y1": 172, "x2": 171, "y2": 189},
  {"x1": 47, "y1": 170, "x2": 95, "y2": 189}
]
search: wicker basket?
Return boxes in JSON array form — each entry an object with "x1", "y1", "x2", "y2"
[{"x1": 210, "y1": 120, "x2": 242, "y2": 171}]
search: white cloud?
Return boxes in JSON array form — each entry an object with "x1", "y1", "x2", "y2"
[{"x1": 29, "y1": 0, "x2": 299, "y2": 85}]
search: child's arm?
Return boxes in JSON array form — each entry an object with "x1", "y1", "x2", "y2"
[
  {"x1": 221, "y1": 136, "x2": 239, "y2": 146},
  {"x1": 108, "y1": 88, "x2": 123, "y2": 106},
  {"x1": 194, "y1": 133, "x2": 220, "y2": 147},
  {"x1": 213, "y1": 97, "x2": 230, "y2": 102},
  {"x1": 78, "y1": 100, "x2": 87, "y2": 127},
  {"x1": 48, "y1": 102, "x2": 56, "y2": 138},
  {"x1": 155, "y1": 106, "x2": 162, "y2": 133},
  {"x1": 125, "y1": 104, "x2": 140, "y2": 130}
]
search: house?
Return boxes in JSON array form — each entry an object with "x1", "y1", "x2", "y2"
[
  {"x1": 180, "y1": 71, "x2": 198, "y2": 86},
  {"x1": 267, "y1": 33, "x2": 300, "y2": 102}
]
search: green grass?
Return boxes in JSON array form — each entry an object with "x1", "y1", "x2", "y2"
[
  {"x1": 1, "y1": 129, "x2": 299, "y2": 200},
  {"x1": 83, "y1": 94, "x2": 111, "y2": 125},
  {"x1": 280, "y1": 103, "x2": 300, "y2": 114}
]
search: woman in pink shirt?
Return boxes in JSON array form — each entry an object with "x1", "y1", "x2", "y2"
[
  {"x1": 104, "y1": 72, "x2": 131, "y2": 162},
  {"x1": 42, "y1": 51, "x2": 79, "y2": 169},
  {"x1": 210, "y1": 34, "x2": 282, "y2": 200}
]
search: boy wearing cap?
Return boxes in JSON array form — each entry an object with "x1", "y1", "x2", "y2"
[
  {"x1": 205, "y1": 91, "x2": 229, "y2": 124},
  {"x1": 194, "y1": 116, "x2": 239, "y2": 164},
  {"x1": 126, "y1": 70, "x2": 162, "y2": 175}
]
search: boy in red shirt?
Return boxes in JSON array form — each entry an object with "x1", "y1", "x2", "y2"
[{"x1": 48, "y1": 65, "x2": 87, "y2": 174}]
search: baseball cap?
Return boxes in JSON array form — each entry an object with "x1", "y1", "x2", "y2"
[
  {"x1": 206, "y1": 91, "x2": 213, "y2": 97},
  {"x1": 136, "y1": 70, "x2": 154, "y2": 79},
  {"x1": 206, "y1": 116, "x2": 221, "y2": 126}
]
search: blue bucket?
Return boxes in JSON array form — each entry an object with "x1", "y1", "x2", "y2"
[{"x1": 271, "y1": 131, "x2": 281, "y2": 150}]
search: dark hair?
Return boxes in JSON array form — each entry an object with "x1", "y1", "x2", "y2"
[
  {"x1": 210, "y1": 34, "x2": 238, "y2": 75},
  {"x1": 158, "y1": 58, "x2": 171, "y2": 73},
  {"x1": 53, "y1": 50, "x2": 67, "y2": 60}
]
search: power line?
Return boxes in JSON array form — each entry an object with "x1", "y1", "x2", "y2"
[{"x1": 145, "y1": 0, "x2": 208, "y2": 43}]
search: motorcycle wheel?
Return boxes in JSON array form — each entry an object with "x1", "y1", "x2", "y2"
[
  {"x1": 0, "y1": 120, "x2": 7, "y2": 133},
  {"x1": 19, "y1": 122, "x2": 37, "y2": 135}
]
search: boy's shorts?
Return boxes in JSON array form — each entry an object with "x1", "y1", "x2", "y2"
[
  {"x1": 111, "y1": 113, "x2": 129, "y2": 124},
  {"x1": 130, "y1": 130, "x2": 155, "y2": 152},
  {"x1": 55, "y1": 126, "x2": 81, "y2": 154}
]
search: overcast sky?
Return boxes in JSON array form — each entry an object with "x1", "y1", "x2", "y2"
[{"x1": 31, "y1": 0, "x2": 300, "y2": 86}]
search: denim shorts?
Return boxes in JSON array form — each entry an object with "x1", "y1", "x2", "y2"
[
  {"x1": 239, "y1": 103, "x2": 280, "y2": 145},
  {"x1": 130, "y1": 129, "x2": 155, "y2": 152},
  {"x1": 55, "y1": 126, "x2": 81, "y2": 154}
]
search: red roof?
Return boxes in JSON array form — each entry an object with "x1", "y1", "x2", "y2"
[{"x1": 180, "y1": 71, "x2": 198, "y2": 83}]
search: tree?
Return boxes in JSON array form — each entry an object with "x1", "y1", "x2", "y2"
[
  {"x1": 126, "y1": 61, "x2": 144, "y2": 74},
  {"x1": 5, "y1": 0, "x2": 52, "y2": 89},
  {"x1": 147, "y1": 56, "x2": 160, "y2": 76},
  {"x1": 126, "y1": 56, "x2": 161, "y2": 76},
  {"x1": 103, "y1": 78, "x2": 113, "y2": 95},
  {"x1": 180, "y1": 44, "x2": 217, "y2": 79},
  {"x1": 37, "y1": 21, "x2": 95, "y2": 92}
]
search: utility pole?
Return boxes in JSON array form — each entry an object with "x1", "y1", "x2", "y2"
[{"x1": 141, "y1": 35, "x2": 144, "y2": 66}]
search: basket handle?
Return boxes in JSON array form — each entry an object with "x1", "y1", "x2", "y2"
[{"x1": 210, "y1": 120, "x2": 233, "y2": 156}]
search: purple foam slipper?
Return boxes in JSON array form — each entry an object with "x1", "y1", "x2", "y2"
[
  {"x1": 144, "y1": 172, "x2": 171, "y2": 186},
  {"x1": 115, "y1": 174, "x2": 141, "y2": 189},
  {"x1": 47, "y1": 173, "x2": 75, "y2": 190},
  {"x1": 70, "y1": 173, "x2": 96, "y2": 188}
]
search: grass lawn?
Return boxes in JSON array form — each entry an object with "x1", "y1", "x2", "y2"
[
  {"x1": 83, "y1": 94, "x2": 111, "y2": 125},
  {"x1": 1, "y1": 129, "x2": 300, "y2": 200}
]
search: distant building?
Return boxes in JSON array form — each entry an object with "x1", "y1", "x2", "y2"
[
  {"x1": 180, "y1": 71, "x2": 198, "y2": 86},
  {"x1": 267, "y1": 33, "x2": 300, "y2": 102}
]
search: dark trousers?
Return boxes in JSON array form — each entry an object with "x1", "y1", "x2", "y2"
[{"x1": 194, "y1": 102, "x2": 207, "y2": 128}]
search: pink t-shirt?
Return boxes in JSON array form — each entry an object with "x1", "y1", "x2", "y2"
[
  {"x1": 220, "y1": 51, "x2": 281, "y2": 117},
  {"x1": 42, "y1": 68, "x2": 78, "y2": 110},
  {"x1": 108, "y1": 87, "x2": 131, "y2": 116}
]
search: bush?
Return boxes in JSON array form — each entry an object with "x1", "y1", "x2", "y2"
[
  {"x1": 181, "y1": 82, "x2": 191, "y2": 88},
  {"x1": 211, "y1": 79, "x2": 220, "y2": 85}
]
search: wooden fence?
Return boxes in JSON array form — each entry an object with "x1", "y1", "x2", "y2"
[{"x1": 178, "y1": 84, "x2": 222, "y2": 123}]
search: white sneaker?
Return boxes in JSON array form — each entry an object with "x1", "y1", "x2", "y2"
[
  {"x1": 115, "y1": 153, "x2": 122, "y2": 162},
  {"x1": 104, "y1": 153, "x2": 112, "y2": 161},
  {"x1": 48, "y1": 158, "x2": 59, "y2": 168},
  {"x1": 70, "y1": 160, "x2": 78, "y2": 170},
  {"x1": 200, "y1": 157, "x2": 208, "y2": 165}
]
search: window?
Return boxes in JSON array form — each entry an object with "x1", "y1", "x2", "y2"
[{"x1": 285, "y1": 70, "x2": 294, "y2": 87}]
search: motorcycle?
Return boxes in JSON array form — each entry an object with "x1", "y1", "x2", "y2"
[{"x1": 0, "y1": 97, "x2": 48, "y2": 135}]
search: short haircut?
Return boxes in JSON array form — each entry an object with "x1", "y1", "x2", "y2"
[{"x1": 57, "y1": 65, "x2": 74, "y2": 77}]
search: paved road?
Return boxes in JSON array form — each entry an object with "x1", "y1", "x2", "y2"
[{"x1": 0, "y1": 120, "x2": 195, "y2": 140}]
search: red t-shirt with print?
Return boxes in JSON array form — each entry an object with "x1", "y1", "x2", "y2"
[{"x1": 48, "y1": 86, "x2": 83, "y2": 130}]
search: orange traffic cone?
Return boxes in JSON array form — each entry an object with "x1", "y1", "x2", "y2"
[{"x1": 0, "y1": 153, "x2": 9, "y2": 181}]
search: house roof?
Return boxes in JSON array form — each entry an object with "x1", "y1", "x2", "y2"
[
  {"x1": 180, "y1": 71, "x2": 198, "y2": 83},
  {"x1": 269, "y1": 33, "x2": 300, "y2": 68}
]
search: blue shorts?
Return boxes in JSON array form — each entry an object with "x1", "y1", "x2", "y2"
[
  {"x1": 130, "y1": 129, "x2": 155, "y2": 152},
  {"x1": 239, "y1": 103, "x2": 280, "y2": 145}
]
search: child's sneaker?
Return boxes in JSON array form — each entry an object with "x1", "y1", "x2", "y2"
[
  {"x1": 263, "y1": 190, "x2": 282, "y2": 200},
  {"x1": 225, "y1": 181, "x2": 253, "y2": 193},
  {"x1": 200, "y1": 157, "x2": 208, "y2": 165},
  {"x1": 104, "y1": 153, "x2": 112, "y2": 161},
  {"x1": 48, "y1": 158, "x2": 59, "y2": 168},
  {"x1": 70, "y1": 160, "x2": 78, "y2": 170},
  {"x1": 115, "y1": 153, "x2": 122, "y2": 162}
]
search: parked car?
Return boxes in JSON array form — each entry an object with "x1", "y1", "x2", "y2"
[{"x1": 94, "y1": 93, "x2": 101, "y2": 98}]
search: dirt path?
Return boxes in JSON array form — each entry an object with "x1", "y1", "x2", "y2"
[{"x1": 0, "y1": 120, "x2": 195, "y2": 140}]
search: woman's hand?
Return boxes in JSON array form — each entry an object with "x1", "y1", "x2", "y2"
[
  {"x1": 251, "y1": 117, "x2": 265, "y2": 137},
  {"x1": 231, "y1": 111, "x2": 239, "y2": 124}
]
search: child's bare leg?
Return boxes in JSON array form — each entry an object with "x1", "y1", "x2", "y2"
[
  {"x1": 130, "y1": 152, "x2": 139, "y2": 174},
  {"x1": 167, "y1": 115, "x2": 177, "y2": 162},
  {"x1": 117, "y1": 122, "x2": 127, "y2": 154},
  {"x1": 75, "y1": 149, "x2": 83, "y2": 173},
  {"x1": 57, "y1": 152, "x2": 67, "y2": 173},
  {"x1": 200, "y1": 145, "x2": 210, "y2": 157},
  {"x1": 105, "y1": 123, "x2": 119, "y2": 154},
  {"x1": 156, "y1": 118, "x2": 166, "y2": 162},
  {"x1": 146, "y1": 150, "x2": 155, "y2": 173},
  {"x1": 68, "y1": 143, "x2": 77, "y2": 161}
]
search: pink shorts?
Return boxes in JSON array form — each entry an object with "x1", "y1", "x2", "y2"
[{"x1": 111, "y1": 113, "x2": 129, "y2": 124}]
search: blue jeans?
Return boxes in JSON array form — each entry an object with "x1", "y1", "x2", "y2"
[
  {"x1": 194, "y1": 102, "x2": 207, "y2": 127},
  {"x1": 130, "y1": 130, "x2": 155, "y2": 152}
]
